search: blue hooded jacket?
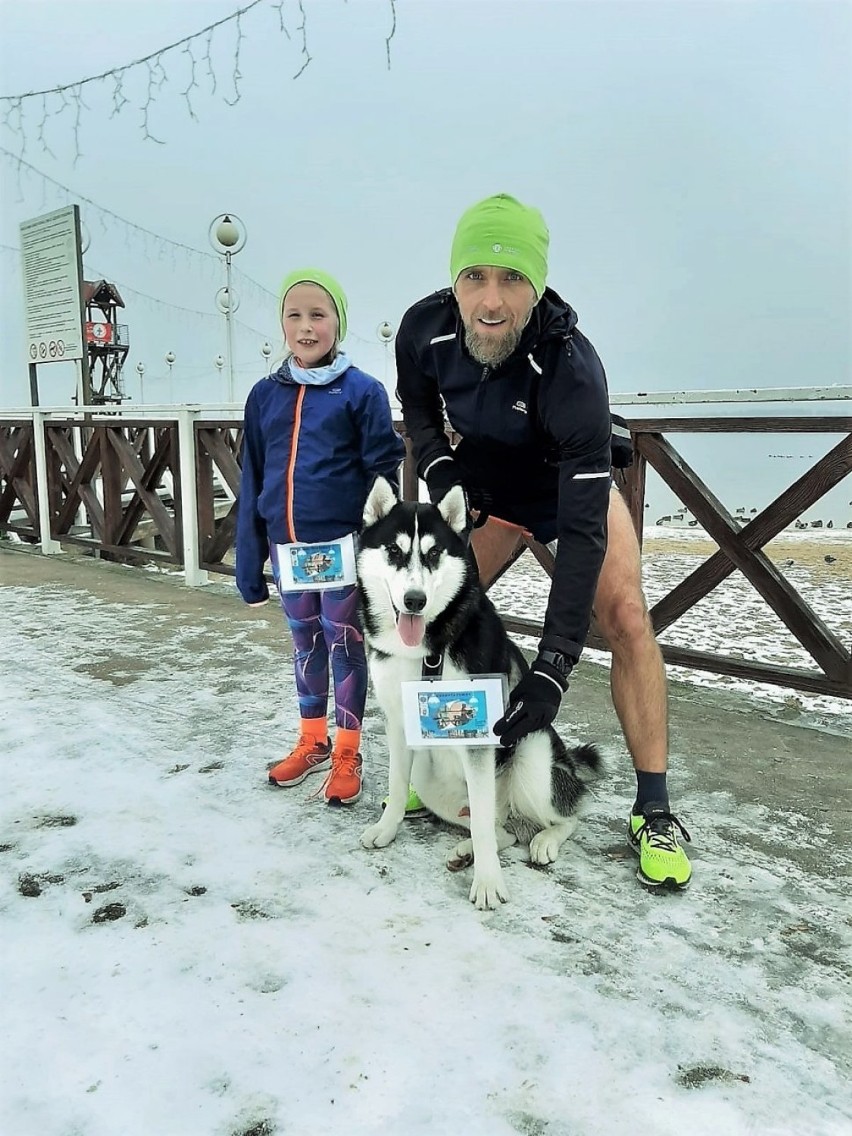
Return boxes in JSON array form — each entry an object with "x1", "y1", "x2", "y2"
[{"x1": 236, "y1": 360, "x2": 405, "y2": 604}]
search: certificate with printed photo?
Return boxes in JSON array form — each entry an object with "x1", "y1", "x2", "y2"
[
  {"x1": 401, "y1": 675, "x2": 508, "y2": 748},
  {"x1": 275, "y1": 533, "x2": 357, "y2": 591}
]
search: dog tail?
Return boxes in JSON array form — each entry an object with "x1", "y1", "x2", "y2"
[{"x1": 571, "y1": 743, "x2": 604, "y2": 782}]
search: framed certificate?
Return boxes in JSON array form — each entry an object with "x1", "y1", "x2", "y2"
[
  {"x1": 400, "y1": 674, "x2": 508, "y2": 748},
  {"x1": 274, "y1": 533, "x2": 357, "y2": 592}
]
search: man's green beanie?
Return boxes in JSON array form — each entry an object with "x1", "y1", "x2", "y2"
[
  {"x1": 279, "y1": 268, "x2": 348, "y2": 343},
  {"x1": 450, "y1": 194, "x2": 549, "y2": 300}
]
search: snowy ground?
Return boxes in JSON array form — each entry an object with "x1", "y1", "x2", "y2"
[{"x1": 1, "y1": 549, "x2": 851, "y2": 1136}]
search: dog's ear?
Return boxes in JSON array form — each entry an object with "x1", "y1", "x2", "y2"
[
  {"x1": 437, "y1": 484, "x2": 468, "y2": 535},
  {"x1": 363, "y1": 475, "x2": 398, "y2": 527}
]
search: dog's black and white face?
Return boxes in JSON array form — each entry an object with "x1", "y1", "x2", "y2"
[{"x1": 357, "y1": 478, "x2": 470, "y2": 652}]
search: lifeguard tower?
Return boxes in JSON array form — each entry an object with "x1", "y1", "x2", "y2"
[{"x1": 83, "y1": 279, "x2": 130, "y2": 404}]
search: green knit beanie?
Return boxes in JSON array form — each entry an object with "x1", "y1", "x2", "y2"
[
  {"x1": 279, "y1": 268, "x2": 348, "y2": 343},
  {"x1": 450, "y1": 194, "x2": 549, "y2": 300}
]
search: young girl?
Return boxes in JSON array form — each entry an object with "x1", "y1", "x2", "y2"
[{"x1": 236, "y1": 268, "x2": 405, "y2": 804}]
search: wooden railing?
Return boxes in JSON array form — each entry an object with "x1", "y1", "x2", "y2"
[
  {"x1": 196, "y1": 419, "x2": 242, "y2": 573},
  {"x1": 496, "y1": 417, "x2": 852, "y2": 699},
  {"x1": 1, "y1": 399, "x2": 850, "y2": 699}
]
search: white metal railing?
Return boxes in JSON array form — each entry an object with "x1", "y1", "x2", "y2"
[
  {"x1": 609, "y1": 385, "x2": 851, "y2": 406},
  {"x1": 0, "y1": 403, "x2": 242, "y2": 417}
]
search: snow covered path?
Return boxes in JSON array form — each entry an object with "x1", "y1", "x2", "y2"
[{"x1": 1, "y1": 548, "x2": 850, "y2": 1136}]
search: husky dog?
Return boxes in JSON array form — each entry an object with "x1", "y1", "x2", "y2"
[{"x1": 357, "y1": 477, "x2": 601, "y2": 910}]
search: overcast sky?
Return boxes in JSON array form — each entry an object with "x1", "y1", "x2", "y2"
[{"x1": 0, "y1": 0, "x2": 849, "y2": 515}]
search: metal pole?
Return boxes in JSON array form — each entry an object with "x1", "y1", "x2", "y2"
[
  {"x1": 32, "y1": 410, "x2": 62, "y2": 554},
  {"x1": 225, "y1": 251, "x2": 235, "y2": 403},
  {"x1": 75, "y1": 358, "x2": 85, "y2": 407},
  {"x1": 72, "y1": 204, "x2": 94, "y2": 406},
  {"x1": 176, "y1": 408, "x2": 208, "y2": 587}
]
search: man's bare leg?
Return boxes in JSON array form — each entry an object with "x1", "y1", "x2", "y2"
[
  {"x1": 594, "y1": 489, "x2": 668, "y2": 773},
  {"x1": 595, "y1": 490, "x2": 691, "y2": 885}
]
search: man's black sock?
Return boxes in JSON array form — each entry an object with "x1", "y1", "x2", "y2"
[{"x1": 633, "y1": 771, "x2": 669, "y2": 814}]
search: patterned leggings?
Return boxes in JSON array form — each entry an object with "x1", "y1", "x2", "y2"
[{"x1": 278, "y1": 585, "x2": 367, "y2": 730}]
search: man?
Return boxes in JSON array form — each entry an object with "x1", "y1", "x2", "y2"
[{"x1": 395, "y1": 193, "x2": 691, "y2": 889}]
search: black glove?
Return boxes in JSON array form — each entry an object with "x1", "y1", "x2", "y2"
[
  {"x1": 423, "y1": 457, "x2": 464, "y2": 504},
  {"x1": 493, "y1": 657, "x2": 569, "y2": 746},
  {"x1": 424, "y1": 460, "x2": 492, "y2": 529},
  {"x1": 610, "y1": 413, "x2": 634, "y2": 469},
  {"x1": 466, "y1": 486, "x2": 492, "y2": 528}
]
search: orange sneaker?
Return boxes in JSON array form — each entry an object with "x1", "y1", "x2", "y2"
[
  {"x1": 322, "y1": 746, "x2": 363, "y2": 805},
  {"x1": 268, "y1": 736, "x2": 331, "y2": 786}
]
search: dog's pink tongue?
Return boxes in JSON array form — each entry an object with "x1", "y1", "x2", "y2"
[{"x1": 397, "y1": 613, "x2": 426, "y2": 647}]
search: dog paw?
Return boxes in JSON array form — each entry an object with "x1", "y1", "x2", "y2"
[
  {"x1": 360, "y1": 821, "x2": 399, "y2": 849},
  {"x1": 530, "y1": 829, "x2": 563, "y2": 864},
  {"x1": 469, "y1": 870, "x2": 509, "y2": 909},
  {"x1": 447, "y1": 838, "x2": 474, "y2": 872}
]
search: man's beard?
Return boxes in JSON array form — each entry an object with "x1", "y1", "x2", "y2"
[{"x1": 463, "y1": 321, "x2": 524, "y2": 368}]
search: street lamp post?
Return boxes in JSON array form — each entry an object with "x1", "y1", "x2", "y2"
[
  {"x1": 261, "y1": 341, "x2": 272, "y2": 371},
  {"x1": 214, "y1": 354, "x2": 225, "y2": 399},
  {"x1": 377, "y1": 321, "x2": 395, "y2": 388},
  {"x1": 136, "y1": 361, "x2": 145, "y2": 404},
  {"x1": 209, "y1": 214, "x2": 247, "y2": 403},
  {"x1": 165, "y1": 351, "x2": 176, "y2": 403}
]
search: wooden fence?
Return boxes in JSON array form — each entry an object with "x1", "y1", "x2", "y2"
[{"x1": 1, "y1": 400, "x2": 850, "y2": 699}]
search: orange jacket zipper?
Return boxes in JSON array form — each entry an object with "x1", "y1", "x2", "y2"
[{"x1": 285, "y1": 385, "x2": 305, "y2": 542}]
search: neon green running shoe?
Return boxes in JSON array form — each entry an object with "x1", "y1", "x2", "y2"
[
  {"x1": 381, "y1": 786, "x2": 430, "y2": 819},
  {"x1": 628, "y1": 802, "x2": 692, "y2": 889}
]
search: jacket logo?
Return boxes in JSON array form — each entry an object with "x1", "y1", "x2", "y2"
[{"x1": 512, "y1": 400, "x2": 527, "y2": 414}]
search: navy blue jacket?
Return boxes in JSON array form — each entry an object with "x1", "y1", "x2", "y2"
[
  {"x1": 236, "y1": 363, "x2": 405, "y2": 604},
  {"x1": 395, "y1": 287, "x2": 612, "y2": 663}
]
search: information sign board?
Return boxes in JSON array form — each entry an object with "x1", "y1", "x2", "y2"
[{"x1": 20, "y1": 205, "x2": 85, "y2": 364}]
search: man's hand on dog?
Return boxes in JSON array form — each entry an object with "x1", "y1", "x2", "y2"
[
  {"x1": 494, "y1": 657, "x2": 569, "y2": 746},
  {"x1": 424, "y1": 460, "x2": 491, "y2": 528}
]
